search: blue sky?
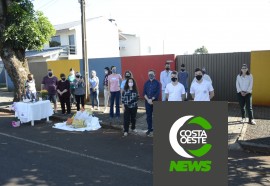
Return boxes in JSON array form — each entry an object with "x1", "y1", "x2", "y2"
[{"x1": 33, "y1": 0, "x2": 270, "y2": 54}]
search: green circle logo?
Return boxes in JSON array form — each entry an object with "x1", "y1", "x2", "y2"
[{"x1": 169, "y1": 116, "x2": 212, "y2": 158}]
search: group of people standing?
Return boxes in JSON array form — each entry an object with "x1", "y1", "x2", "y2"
[{"x1": 23, "y1": 62, "x2": 256, "y2": 137}]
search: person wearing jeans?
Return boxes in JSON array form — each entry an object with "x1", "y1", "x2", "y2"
[
  {"x1": 143, "y1": 69, "x2": 160, "y2": 136},
  {"x1": 41, "y1": 69, "x2": 58, "y2": 113},
  {"x1": 122, "y1": 78, "x2": 139, "y2": 136},
  {"x1": 89, "y1": 70, "x2": 100, "y2": 110},
  {"x1": 108, "y1": 66, "x2": 122, "y2": 120},
  {"x1": 236, "y1": 64, "x2": 256, "y2": 125}
]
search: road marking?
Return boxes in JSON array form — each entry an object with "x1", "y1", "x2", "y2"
[{"x1": 0, "y1": 132, "x2": 152, "y2": 174}]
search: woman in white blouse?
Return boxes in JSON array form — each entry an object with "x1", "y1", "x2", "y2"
[{"x1": 236, "y1": 64, "x2": 256, "y2": 125}]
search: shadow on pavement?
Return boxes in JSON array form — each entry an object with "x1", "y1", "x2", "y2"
[{"x1": 228, "y1": 150, "x2": 270, "y2": 186}]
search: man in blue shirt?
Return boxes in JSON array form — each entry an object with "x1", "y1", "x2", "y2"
[
  {"x1": 178, "y1": 64, "x2": 189, "y2": 100},
  {"x1": 143, "y1": 69, "x2": 160, "y2": 136}
]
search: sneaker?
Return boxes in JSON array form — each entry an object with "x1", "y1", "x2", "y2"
[
  {"x1": 240, "y1": 118, "x2": 246, "y2": 123},
  {"x1": 124, "y1": 132, "x2": 128, "y2": 136},
  {"x1": 146, "y1": 130, "x2": 153, "y2": 136},
  {"x1": 250, "y1": 119, "x2": 256, "y2": 125},
  {"x1": 147, "y1": 131, "x2": 153, "y2": 137},
  {"x1": 97, "y1": 107, "x2": 100, "y2": 111},
  {"x1": 131, "y1": 129, "x2": 137, "y2": 133},
  {"x1": 103, "y1": 108, "x2": 108, "y2": 113},
  {"x1": 91, "y1": 107, "x2": 94, "y2": 111}
]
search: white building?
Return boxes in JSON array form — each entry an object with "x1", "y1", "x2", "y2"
[
  {"x1": 119, "y1": 33, "x2": 141, "y2": 57},
  {"x1": 43, "y1": 16, "x2": 120, "y2": 59}
]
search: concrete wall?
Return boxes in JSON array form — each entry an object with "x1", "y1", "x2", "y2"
[
  {"x1": 121, "y1": 54, "x2": 175, "y2": 99},
  {"x1": 47, "y1": 59, "x2": 81, "y2": 79},
  {"x1": 29, "y1": 62, "x2": 48, "y2": 91}
]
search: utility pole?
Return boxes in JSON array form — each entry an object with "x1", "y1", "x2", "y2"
[{"x1": 79, "y1": 0, "x2": 89, "y2": 100}]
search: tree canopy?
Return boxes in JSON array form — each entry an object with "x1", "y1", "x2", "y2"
[
  {"x1": 0, "y1": 0, "x2": 55, "y2": 101},
  {"x1": 194, "y1": 46, "x2": 208, "y2": 54},
  {"x1": 0, "y1": 0, "x2": 55, "y2": 52}
]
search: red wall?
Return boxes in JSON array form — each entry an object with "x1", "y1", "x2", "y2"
[{"x1": 121, "y1": 54, "x2": 175, "y2": 99}]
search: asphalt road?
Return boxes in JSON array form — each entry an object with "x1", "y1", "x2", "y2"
[
  {"x1": 1, "y1": 112, "x2": 270, "y2": 186},
  {"x1": 0, "y1": 113, "x2": 153, "y2": 186}
]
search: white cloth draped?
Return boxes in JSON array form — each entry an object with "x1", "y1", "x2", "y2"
[{"x1": 14, "y1": 100, "x2": 53, "y2": 123}]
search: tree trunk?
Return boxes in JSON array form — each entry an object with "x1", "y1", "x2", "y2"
[{"x1": 0, "y1": 47, "x2": 30, "y2": 102}]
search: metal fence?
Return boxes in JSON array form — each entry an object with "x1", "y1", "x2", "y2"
[{"x1": 175, "y1": 52, "x2": 251, "y2": 102}]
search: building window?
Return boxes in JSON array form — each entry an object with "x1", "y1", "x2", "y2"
[
  {"x1": 49, "y1": 36, "x2": 61, "y2": 47},
  {"x1": 69, "y1": 35, "x2": 76, "y2": 55}
]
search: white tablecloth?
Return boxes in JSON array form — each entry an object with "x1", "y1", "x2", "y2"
[{"x1": 14, "y1": 100, "x2": 53, "y2": 123}]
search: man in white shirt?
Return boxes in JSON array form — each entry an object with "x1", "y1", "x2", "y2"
[
  {"x1": 190, "y1": 68, "x2": 214, "y2": 101},
  {"x1": 165, "y1": 71, "x2": 186, "y2": 101},
  {"x1": 160, "y1": 62, "x2": 172, "y2": 101},
  {"x1": 191, "y1": 67, "x2": 212, "y2": 84}
]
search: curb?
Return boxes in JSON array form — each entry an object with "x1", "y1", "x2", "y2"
[
  {"x1": 237, "y1": 123, "x2": 248, "y2": 141},
  {"x1": 238, "y1": 141, "x2": 270, "y2": 155},
  {"x1": 0, "y1": 107, "x2": 13, "y2": 114}
]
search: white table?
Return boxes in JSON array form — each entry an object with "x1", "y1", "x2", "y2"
[{"x1": 14, "y1": 100, "x2": 53, "y2": 126}]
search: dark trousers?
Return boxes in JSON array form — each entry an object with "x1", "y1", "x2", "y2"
[
  {"x1": 75, "y1": 95, "x2": 85, "y2": 111},
  {"x1": 237, "y1": 93, "x2": 254, "y2": 121},
  {"x1": 110, "y1": 91, "x2": 120, "y2": 118},
  {"x1": 59, "y1": 96, "x2": 71, "y2": 114},
  {"x1": 123, "y1": 106, "x2": 137, "y2": 132},
  {"x1": 145, "y1": 101, "x2": 154, "y2": 132}
]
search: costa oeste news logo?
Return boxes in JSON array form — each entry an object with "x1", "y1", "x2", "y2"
[{"x1": 169, "y1": 115, "x2": 212, "y2": 172}]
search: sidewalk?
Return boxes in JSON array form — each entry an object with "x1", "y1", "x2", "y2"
[{"x1": 1, "y1": 89, "x2": 270, "y2": 152}]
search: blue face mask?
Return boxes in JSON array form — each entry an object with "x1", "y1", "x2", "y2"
[
  {"x1": 112, "y1": 69, "x2": 116, "y2": 73},
  {"x1": 149, "y1": 74, "x2": 155, "y2": 80},
  {"x1": 48, "y1": 72, "x2": 53, "y2": 77}
]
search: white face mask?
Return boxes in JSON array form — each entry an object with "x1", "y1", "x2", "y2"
[{"x1": 128, "y1": 83, "x2": 133, "y2": 87}]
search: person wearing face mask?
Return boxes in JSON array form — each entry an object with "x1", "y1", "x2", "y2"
[
  {"x1": 68, "y1": 68, "x2": 76, "y2": 107},
  {"x1": 41, "y1": 69, "x2": 58, "y2": 113},
  {"x1": 236, "y1": 64, "x2": 256, "y2": 125},
  {"x1": 178, "y1": 64, "x2": 189, "y2": 100},
  {"x1": 160, "y1": 62, "x2": 172, "y2": 101},
  {"x1": 108, "y1": 66, "x2": 122, "y2": 121},
  {"x1": 143, "y1": 69, "x2": 160, "y2": 136},
  {"x1": 192, "y1": 67, "x2": 212, "y2": 85},
  {"x1": 57, "y1": 73, "x2": 71, "y2": 115},
  {"x1": 120, "y1": 71, "x2": 133, "y2": 92},
  {"x1": 120, "y1": 70, "x2": 133, "y2": 113},
  {"x1": 103, "y1": 67, "x2": 111, "y2": 113},
  {"x1": 121, "y1": 78, "x2": 139, "y2": 136},
  {"x1": 190, "y1": 68, "x2": 214, "y2": 101},
  {"x1": 165, "y1": 71, "x2": 186, "y2": 101},
  {"x1": 24, "y1": 74, "x2": 37, "y2": 100},
  {"x1": 73, "y1": 72, "x2": 85, "y2": 111},
  {"x1": 89, "y1": 70, "x2": 100, "y2": 110}
]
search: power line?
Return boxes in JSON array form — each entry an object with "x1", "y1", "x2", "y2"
[{"x1": 36, "y1": 0, "x2": 57, "y2": 10}]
